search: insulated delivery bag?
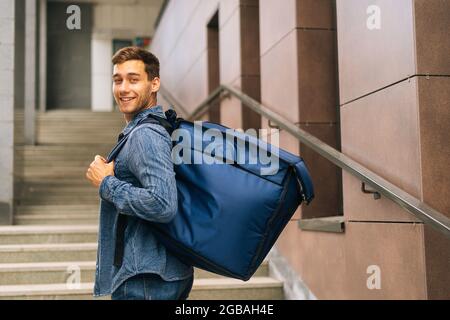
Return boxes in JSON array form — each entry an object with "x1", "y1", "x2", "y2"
[{"x1": 108, "y1": 110, "x2": 314, "y2": 281}]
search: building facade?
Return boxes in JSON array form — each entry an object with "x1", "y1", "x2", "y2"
[
  {"x1": 150, "y1": 0, "x2": 450, "y2": 299},
  {"x1": 0, "y1": 0, "x2": 449, "y2": 299}
]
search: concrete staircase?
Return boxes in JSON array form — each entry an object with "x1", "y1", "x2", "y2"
[{"x1": 1, "y1": 110, "x2": 284, "y2": 300}]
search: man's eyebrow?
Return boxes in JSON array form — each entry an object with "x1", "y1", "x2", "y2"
[{"x1": 113, "y1": 73, "x2": 141, "y2": 78}]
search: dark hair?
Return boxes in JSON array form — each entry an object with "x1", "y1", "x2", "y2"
[{"x1": 112, "y1": 46, "x2": 160, "y2": 80}]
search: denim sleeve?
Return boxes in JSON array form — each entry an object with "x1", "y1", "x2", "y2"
[{"x1": 99, "y1": 124, "x2": 178, "y2": 223}]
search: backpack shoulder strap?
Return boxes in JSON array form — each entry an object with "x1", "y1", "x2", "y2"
[
  {"x1": 139, "y1": 114, "x2": 174, "y2": 136},
  {"x1": 107, "y1": 114, "x2": 173, "y2": 162}
]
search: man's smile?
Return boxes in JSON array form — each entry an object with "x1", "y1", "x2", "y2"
[{"x1": 120, "y1": 97, "x2": 136, "y2": 103}]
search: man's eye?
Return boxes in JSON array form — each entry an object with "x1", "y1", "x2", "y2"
[
  {"x1": 114, "y1": 80, "x2": 122, "y2": 84},
  {"x1": 130, "y1": 79, "x2": 139, "y2": 83}
]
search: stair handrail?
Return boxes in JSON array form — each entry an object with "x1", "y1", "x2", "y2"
[{"x1": 159, "y1": 84, "x2": 450, "y2": 239}]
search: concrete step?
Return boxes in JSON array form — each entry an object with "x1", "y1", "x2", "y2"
[
  {"x1": 0, "y1": 283, "x2": 102, "y2": 300},
  {"x1": 0, "y1": 261, "x2": 269, "y2": 286},
  {"x1": 19, "y1": 184, "x2": 96, "y2": 192},
  {"x1": 16, "y1": 161, "x2": 96, "y2": 167},
  {"x1": 15, "y1": 145, "x2": 113, "y2": 154},
  {"x1": 0, "y1": 243, "x2": 97, "y2": 263},
  {"x1": 15, "y1": 153, "x2": 112, "y2": 160},
  {"x1": 17, "y1": 180, "x2": 95, "y2": 186},
  {"x1": 38, "y1": 129, "x2": 121, "y2": 135},
  {"x1": 15, "y1": 155, "x2": 107, "y2": 160},
  {"x1": 0, "y1": 277, "x2": 283, "y2": 300},
  {"x1": 194, "y1": 262, "x2": 269, "y2": 280},
  {"x1": 16, "y1": 205, "x2": 100, "y2": 217},
  {"x1": 15, "y1": 173, "x2": 92, "y2": 180},
  {"x1": 17, "y1": 191, "x2": 100, "y2": 204},
  {"x1": 16, "y1": 191, "x2": 99, "y2": 201},
  {"x1": 14, "y1": 153, "x2": 112, "y2": 163},
  {"x1": 15, "y1": 178, "x2": 93, "y2": 185},
  {"x1": 37, "y1": 116, "x2": 123, "y2": 122},
  {"x1": 191, "y1": 277, "x2": 284, "y2": 300},
  {"x1": 36, "y1": 126, "x2": 122, "y2": 132},
  {"x1": 35, "y1": 120, "x2": 122, "y2": 126},
  {"x1": 14, "y1": 214, "x2": 99, "y2": 225},
  {"x1": 16, "y1": 110, "x2": 121, "y2": 117},
  {"x1": 18, "y1": 167, "x2": 92, "y2": 174},
  {"x1": 36, "y1": 137, "x2": 118, "y2": 145},
  {"x1": 0, "y1": 261, "x2": 96, "y2": 285},
  {"x1": 38, "y1": 122, "x2": 122, "y2": 128},
  {"x1": 19, "y1": 188, "x2": 98, "y2": 198},
  {"x1": 0, "y1": 225, "x2": 98, "y2": 244},
  {"x1": 36, "y1": 120, "x2": 121, "y2": 125},
  {"x1": 16, "y1": 198, "x2": 99, "y2": 206},
  {"x1": 16, "y1": 205, "x2": 99, "y2": 215}
]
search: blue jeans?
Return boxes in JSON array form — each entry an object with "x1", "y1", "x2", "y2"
[{"x1": 111, "y1": 273, "x2": 194, "y2": 300}]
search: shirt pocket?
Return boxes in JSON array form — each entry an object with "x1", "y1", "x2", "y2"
[{"x1": 114, "y1": 152, "x2": 141, "y2": 184}]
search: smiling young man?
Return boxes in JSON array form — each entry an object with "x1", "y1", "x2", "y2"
[{"x1": 85, "y1": 47, "x2": 194, "y2": 300}]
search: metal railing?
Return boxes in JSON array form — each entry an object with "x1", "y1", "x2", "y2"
[{"x1": 159, "y1": 84, "x2": 450, "y2": 239}]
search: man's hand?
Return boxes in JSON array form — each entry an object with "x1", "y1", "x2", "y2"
[{"x1": 86, "y1": 155, "x2": 115, "y2": 188}]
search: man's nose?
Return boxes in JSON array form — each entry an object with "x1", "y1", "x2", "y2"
[{"x1": 119, "y1": 80, "x2": 130, "y2": 93}]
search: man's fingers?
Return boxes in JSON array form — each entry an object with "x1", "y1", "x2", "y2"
[{"x1": 95, "y1": 155, "x2": 107, "y2": 162}]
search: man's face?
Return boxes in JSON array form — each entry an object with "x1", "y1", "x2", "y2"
[{"x1": 112, "y1": 60, "x2": 159, "y2": 119}]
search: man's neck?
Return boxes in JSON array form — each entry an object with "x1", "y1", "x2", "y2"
[{"x1": 124, "y1": 103, "x2": 157, "y2": 124}]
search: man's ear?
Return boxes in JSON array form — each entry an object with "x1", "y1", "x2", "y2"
[{"x1": 151, "y1": 77, "x2": 160, "y2": 93}]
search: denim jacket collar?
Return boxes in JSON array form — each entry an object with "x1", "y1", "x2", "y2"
[{"x1": 121, "y1": 105, "x2": 166, "y2": 136}]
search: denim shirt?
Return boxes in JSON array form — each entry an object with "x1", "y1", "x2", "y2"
[{"x1": 93, "y1": 106, "x2": 194, "y2": 297}]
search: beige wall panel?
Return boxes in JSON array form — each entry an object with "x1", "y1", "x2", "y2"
[
  {"x1": 343, "y1": 171, "x2": 421, "y2": 223},
  {"x1": 279, "y1": 130, "x2": 299, "y2": 156},
  {"x1": 259, "y1": 0, "x2": 297, "y2": 56},
  {"x1": 277, "y1": 221, "x2": 428, "y2": 299},
  {"x1": 152, "y1": 0, "x2": 203, "y2": 62},
  {"x1": 219, "y1": 7, "x2": 241, "y2": 84},
  {"x1": 169, "y1": 2, "x2": 219, "y2": 91},
  {"x1": 220, "y1": 78, "x2": 243, "y2": 129},
  {"x1": 260, "y1": 30, "x2": 299, "y2": 121},
  {"x1": 152, "y1": 0, "x2": 218, "y2": 111},
  {"x1": 341, "y1": 78, "x2": 422, "y2": 222},
  {"x1": 275, "y1": 222, "x2": 347, "y2": 299},
  {"x1": 336, "y1": 0, "x2": 416, "y2": 104},
  {"x1": 260, "y1": 0, "x2": 335, "y2": 56},
  {"x1": 219, "y1": 0, "x2": 251, "y2": 132},
  {"x1": 175, "y1": 51, "x2": 208, "y2": 113},
  {"x1": 219, "y1": 0, "x2": 240, "y2": 30},
  {"x1": 343, "y1": 222, "x2": 427, "y2": 299},
  {"x1": 220, "y1": 96, "x2": 243, "y2": 129},
  {"x1": 151, "y1": 16, "x2": 176, "y2": 64},
  {"x1": 274, "y1": 222, "x2": 300, "y2": 272}
]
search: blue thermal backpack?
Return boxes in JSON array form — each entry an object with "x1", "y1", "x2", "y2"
[{"x1": 108, "y1": 110, "x2": 314, "y2": 281}]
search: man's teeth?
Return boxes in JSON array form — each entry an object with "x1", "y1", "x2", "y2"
[{"x1": 121, "y1": 97, "x2": 135, "y2": 101}]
